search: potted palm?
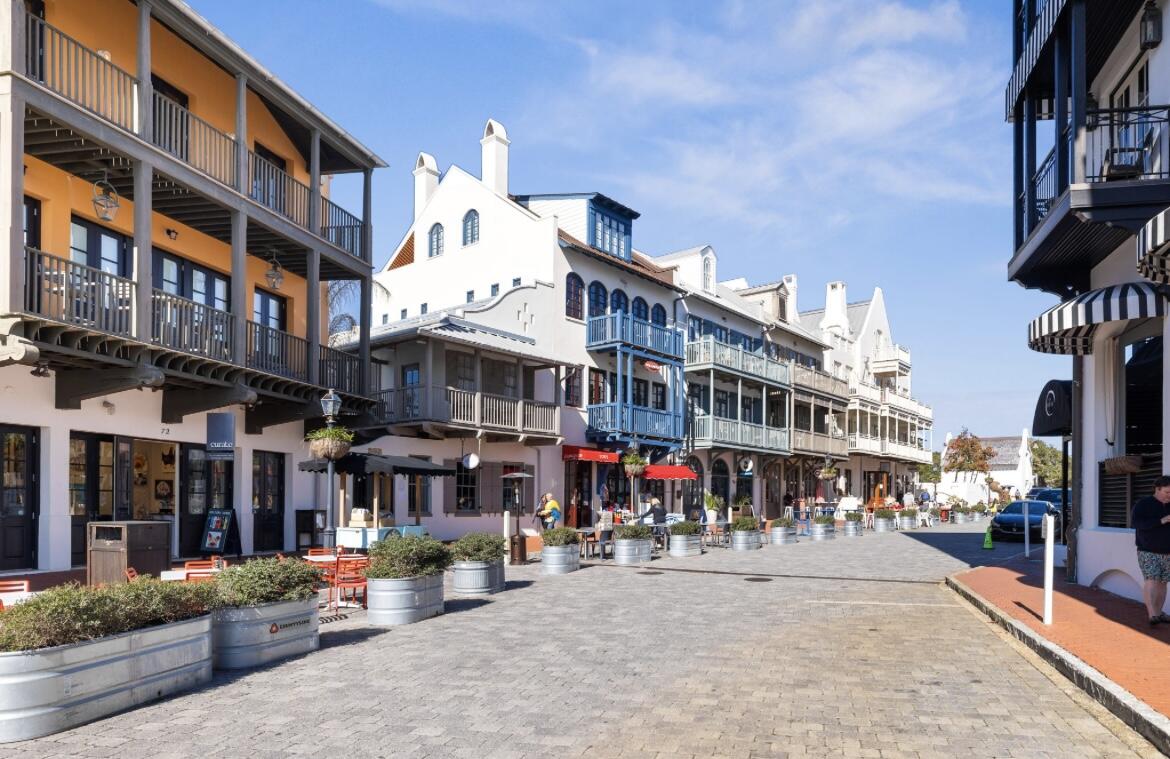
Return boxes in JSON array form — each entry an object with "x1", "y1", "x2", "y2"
[
  {"x1": 613, "y1": 523, "x2": 653, "y2": 565},
  {"x1": 0, "y1": 579, "x2": 217, "y2": 743},
  {"x1": 451, "y1": 532, "x2": 507, "y2": 594},
  {"x1": 305, "y1": 425, "x2": 353, "y2": 460},
  {"x1": 668, "y1": 520, "x2": 703, "y2": 557},
  {"x1": 365, "y1": 534, "x2": 452, "y2": 625},
  {"x1": 540, "y1": 527, "x2": 581, "y2": 574},
  {"x1": 897, "y1": 509, "x2": 918, "y2": 531},
  {"x1": 971, "y1": 502, "x2": 987, "y2": 520},
  {"x1": 769, "y1": 517, "x2": 797, "y2": 544},
  {"x1": 621, "y1": 450, "x2": 648, "y2": 478},
  {"x1": 704, "y1": 491, "x2": 726, "y2": 525},
  {"x1": 873, "y1": 508, "x2": 897, "y2": 532},
  {"x1": 730, "y1": 515, "x2": 762, "y2": 550},
  {"x1": 843, "y1": 511, "x2": 864, "y2": 537},
  {"x1": 810, "y1": 514, "x2": 836, "y2": 541},
  {"x1": 211, "y1": 557, "x2": 322, "y2": 670}
]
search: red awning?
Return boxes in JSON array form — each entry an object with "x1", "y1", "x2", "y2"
[
  {"x1": 643, "y1": 464, "x2": 698, "y2": 480},
  {"x1": 562, "y1": 445, "x2": 619, "y2": 463}
]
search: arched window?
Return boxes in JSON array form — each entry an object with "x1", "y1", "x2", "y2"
[
  {"x1": 710, "y1": 458, "x2": 730, "y2": 508},
  {"x1": 588, "y1": 281, "x2": 607, "y2": 318},
  {"x1": 428, "y1": 223, "x2": 444, "y2": 258},
  {"x1": 651, "y1": 303, "x2": 667, "y2": 327},
  {"x1": 565, "y1": 273, "x2": 584, "y2": 319},
  {"x1": 632, "y1": 297, "x2": 648, "y2": 322},
  {"x1": 462, "y1": 210, "x2": 479, "y2": 245},
  {"x1": 702, "y1": 256, "x2": 713, "y2": 291},
  {"x1": 610, "y1": 288, "x2": 628, "y2": 314}
]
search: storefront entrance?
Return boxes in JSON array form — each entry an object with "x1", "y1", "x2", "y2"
[
  {"x1": 564, "y1": 460, "x2": 592, "y2": 528},
  {"x1": 0, "y1": 426, "x2": 37, "y2": 571},
  {"x1": 864, "y1": 471, "x2": 890, "y2": 507},
  {"x1": 180, "y1": 445, "x2": 233, "y2": 557},
  {"x1": 251, "y1": 451, "x2": 285, "y2": 553}
]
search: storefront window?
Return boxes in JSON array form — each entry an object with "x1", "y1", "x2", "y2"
[
  {"x1": 1123, "y1": 334, "x2": 1163, "y2": 455},
  {"x1": 455, "y1": 463, "x2": 478, "y2": 511}
]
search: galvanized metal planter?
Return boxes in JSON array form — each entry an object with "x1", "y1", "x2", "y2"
[
  {"x1": 873, "y1": 517, "x2": 896, "y2": 533},
  {"x1": 809, "y1": 523, "x2": 835, "y2": 541},
  {"x1": 770, "y1": 526, "x2": 797, "y2": 544},
  {"x1": 842, "y1": 521, "x2": 864, "y2": 537},
  {"x1": 0, "y1": 616, "x2": 212, "y2": 743},
  {"x1": 614, "y1": 539, "x2": 652, "y2": 565},
  {"x1": 367, "y1": 574, "x2": 444, "y2": 626},
  {"x1": 453, "y1": 559, "x2": 505, "y2": 594},
  {"x1": 731, "y1": 530, "x2": 762, "y2": 551},
  {"x1": 541, "y1": 544, "x2": 580, "y2": 574},
  {"x1": 211, "y1": 598, "x2": 319, "y2": 670},
  {"x1": 668, "y1": 534, "x2": 702, "y2": 558},
  {"x1": 897, "y1": 517, "x2": 917, "y2": 531}
]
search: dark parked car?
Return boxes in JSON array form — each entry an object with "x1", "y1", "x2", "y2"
[{"x1": 990, "y1": 500, "x2": 1061, "y2": 542}]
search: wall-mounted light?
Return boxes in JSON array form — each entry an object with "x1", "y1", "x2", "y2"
[
  {"x1": 102, "y1": 400, "x2": 116, "y2": 415},
  {"x1": 92, "y1": 170, "x2": 120, "y2": 222},
  {"x1": 165, "y1": 228, "x2": 178, "y2": 240},
  {"x1": 264, "y1": 250, "x2": 284, "y2": 290},
  {"x1": 1085, "y1": 92, "x2": 1100, "y2": 130},
  {"x1": 29, "y1": 362, "x2": 50, "y2": 378},
  {"x1": 1142, "y1": 1, "x2": 1163, "y2": 49}
]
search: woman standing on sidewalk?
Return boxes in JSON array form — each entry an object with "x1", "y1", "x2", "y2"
[{"x1": 1132, "y1": 475, "x2": 1170, "y2": 626}]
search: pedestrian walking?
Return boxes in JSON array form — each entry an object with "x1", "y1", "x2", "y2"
[
  {"x1": 537, "y1": 492, "x2": 561, "y2": 531},
  {"x1": 1132, "y1": 475, "x2": 1170, "y2": 626}
]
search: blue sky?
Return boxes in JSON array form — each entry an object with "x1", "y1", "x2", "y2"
[{"x1": 191, "y1": 0, "x2": 1066, "y2": 449}]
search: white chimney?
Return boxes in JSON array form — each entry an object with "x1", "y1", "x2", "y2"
[
  {"x1": 781, "y1": 274, "x2": 798, "y2": 318},
  {"x1": 481, "y1": 119, "x2": 509, "y2": 196},
  {"x1": 820, "y1": 281, "x2": 849, "y2": 332},
  {"x1": 413, "y1": 152, "x2": 438, "y2": 221}
]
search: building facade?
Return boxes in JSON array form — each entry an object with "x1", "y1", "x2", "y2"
[
  {"x1": 939, "y1": 430, "x2": 1035, "y2": 504},
  {"x1": 0, "y1": 0, "x2": 383, "y2": 571},
  {"x1": 1009, "y1": 0, "x2": 1170, "y2": 605}
]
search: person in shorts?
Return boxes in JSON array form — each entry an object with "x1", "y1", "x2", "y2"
[{"x1": 1133, "y1": 475, "x2": 1170, "y2": 626}]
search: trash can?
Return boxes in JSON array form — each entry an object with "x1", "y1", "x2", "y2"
[{"x1": 87, "y1": 521, "x2": 171, "y2": 585}]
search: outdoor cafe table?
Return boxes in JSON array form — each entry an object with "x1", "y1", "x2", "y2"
[
  {"x1": 159, "y1": 568, "x2": 223, "y2": 582},
  {"x1": 0, "y1": 590, "x2": 34, "y2": 606},
  {"x1": 303, "y1": 553, "x2": 364, "y2": 564}
]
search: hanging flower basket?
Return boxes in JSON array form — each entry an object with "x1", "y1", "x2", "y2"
[
  {"x1": 620, "y1": 451, "x2": 648, "y2": 478},
  {"x1": 819, "y1": 467, "x2": 839, "y2": 481},
  {"x1": 310, "y1": 438, "x2": 350, "y2": 461},
  {"x1": 624, "y1": 463, "x2": 646, "y2": 477},
  {"x1": 1103, "y1": 455, "x2": 1142, "y2": 475}
]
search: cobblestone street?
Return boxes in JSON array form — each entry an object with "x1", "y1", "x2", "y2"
[{"x1": 4, "y1": 523, "x2": 1159, "y2": 759}]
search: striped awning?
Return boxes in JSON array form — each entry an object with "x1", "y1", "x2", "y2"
[
  {"x1": 1138, "y1": 207, "x2": 1170, "y2": 284},
  {"x1": 1028, "y1": 282, "x2": 1169, "y2": 355}
]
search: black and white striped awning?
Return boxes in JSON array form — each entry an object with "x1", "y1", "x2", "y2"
[
  {"x1": 1028, "y1": 282, "x2": 1168, "y2": 355},
  {"x1": 1138, "y1": 207, "x2": 1170, "y2": 284}
]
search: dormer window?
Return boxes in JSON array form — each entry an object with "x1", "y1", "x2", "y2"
[
  {"x1": 776, "y1": 294, "x2": 788, "y2": 322},
  {"x1": 702, "y1": 257, "x2": 714, "y2": 292},
  {"x1": 588, "y1": 204, "x2": 632, "y2": 261}
]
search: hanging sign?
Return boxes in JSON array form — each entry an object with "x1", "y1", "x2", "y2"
[
  {"x1": 206, "y1": 412, "x2": 235, "y2": 461},
  {"x1": 643, "y1": 360, "x2": 662, "y2": 372}
]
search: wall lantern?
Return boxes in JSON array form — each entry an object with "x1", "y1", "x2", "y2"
[
  {"x1": 264, "y1": 250, "x2": 284, "y2": 290},
  {"x1": 91, "y1": 171, "x2": 120, "y2": 222},
  {"x1": 319, "y1": 388, "x2": 341, "y2": 422},
  {"x1": 1142, "y1": 1, "x2": 1163, "y2": 50},
  {"x1": 1085, "y1": 92, "x2": 1100, "y2": 130}
]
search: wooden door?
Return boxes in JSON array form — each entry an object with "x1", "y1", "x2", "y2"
[{"x1": 0, "y1": 427, "x2": 37, "y2": 571}]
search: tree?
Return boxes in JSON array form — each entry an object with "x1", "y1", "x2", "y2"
[
  {"x1": 1031, "y1": 439, "x2": 1067, "y2": 487},
  {"x1": 326, "y1": 280, "x2": 357, "y2": 346},
  {"x1": 944, "y1": 429, "x2": 996, "y2": 481},
  {"x1": 918, "y1": 451, "x2": 942, "y2": 501}
]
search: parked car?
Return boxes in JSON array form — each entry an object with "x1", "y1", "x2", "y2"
[
  {"x1": 1031, "y1": 488, "x2": 1066, "y2": 511},
  {"x1": 990, "y1": 500, "x2": 1061, "y2": 542}
]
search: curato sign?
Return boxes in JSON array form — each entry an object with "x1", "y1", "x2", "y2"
[{"x1": 206, "y1": 412, "x2": 235, "y2": 461}]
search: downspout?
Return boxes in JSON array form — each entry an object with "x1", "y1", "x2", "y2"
[{"x1": 672, "y1": 290, "x2": 693, "y2": 464}]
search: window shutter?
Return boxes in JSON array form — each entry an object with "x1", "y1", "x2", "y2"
[
  {"x1": 480, "y1": 462, "x2": 502, "y2": 513},
  {"x1": 443, "y1": 460, "x2": 457, "y2": 513},
  {"x1": 523, "y1": 464, "x2": 536, "y2": 514}
]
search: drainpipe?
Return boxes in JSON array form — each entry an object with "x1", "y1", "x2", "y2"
[{"x1": 672, "y1": 291, "x2": 692, "y2": 465}]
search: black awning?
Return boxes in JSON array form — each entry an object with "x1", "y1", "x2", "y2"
[
  {"x1": 1032, "y1": 379, "x2": 1073, "y2": 437},
  {"x1": 298, "y1": 452, "x2": 456, "y2": 477}
]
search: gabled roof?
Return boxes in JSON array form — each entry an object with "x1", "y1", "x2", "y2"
[
  {"x1": 513, "y1": 192, "x2": 640, "y2": 220},
  {"x1": 362, "y1": 311, "x2": 564, "y2": 365},
  {"x1": 980, "y1": 436, "x2": 1026, "y2": 470},
  {"x1": 654, "y1": 245, "x2": 710, "y2": 264},
  {"x1": 557, "y1": 231, "x2": 682, "y2": 291},
  {"x1": 799, "y1": 299, "x2": 872, "y2": 336}
]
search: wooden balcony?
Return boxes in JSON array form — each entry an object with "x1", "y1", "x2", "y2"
[
  {"x1": 586, "y1": 314, "x2": 684, "y2": 360},
  {"x1": 686, "y1": 337, "x2": 790, "y2": 385},
  {"x1": 24, "y1": 247, "x2": 135, "y2": 338},
  {"x1": 792, "y1": 364, "x2": 847, "y2": 397},
  {"x1": 374, "y1": 385, "x2": 559, "y2": 438},
  {"x1": 245, "y1": 321, "x2": 308, "y2": 383},
  {"x1": 881, "y1": 388, "x2": 933, "y2": 420},
  {"x1": 691, "y1": 415, "x2": 788, "y2": 453},
  {"x1": 151, "y1": 290, "x2": 233, "y2": 361},
  {"x1": 847, "y1": 434, "x2": 883, "y2": 455},
  {"x1": 791, "y1": 429, "x2": 847, "y2": 457},
  {"x1": 587, "y1": 402, "x2": 683, "y2": 442}
]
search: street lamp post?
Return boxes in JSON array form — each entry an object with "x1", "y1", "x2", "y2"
[{"x1": 320, "y1": 388, "x2": 342, "y2": 550}]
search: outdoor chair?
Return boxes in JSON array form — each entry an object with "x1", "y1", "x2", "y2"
[
  {"x1": 332, "y1": 558, "x2": 369, "y2": 610},
  {"x1": 918, "y1": 510, "x2": 932, "y2": 527},
  {"x1": 307, "y1": 547, "x2": 335, "y2": 556},
  {"x1": 186, "y1": 571, "x2": 216, "y2": 583},
  {"x1": 580, "y1": 528, "x2": 600, "y2": 559},
  {"x1": 0, "y1": 580, "x2": 30, "y2": 594},
  {"x1": 124, "y1": 567, "x2": 139, "y2": 582},
  {"x1": 184, "y1": 560, "x2": 215, "y2": 572}
]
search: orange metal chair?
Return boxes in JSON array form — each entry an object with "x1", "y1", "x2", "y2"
[
  {"x1": 0, "y1": 580, "x2": 30, "y2": 594},
  {"x1": 186, "y1": 571, "x2": 217, "y2": 583},
  {"x1": 184, "y1": 560, "x2": 215, "y2": 571},
  {"x1": 332, "y1": 557, "x2": 369, "y2": 611},
  {"x1": 307, "y1": 547, "x2": 335, "y2": 556},
  {"x1": 124, "y1": 567, "x2": 139, "y2": 582}
]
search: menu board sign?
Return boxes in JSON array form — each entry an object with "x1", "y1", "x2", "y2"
[{"x1": 200, "y1": 508, "x2": 234, "y2": 553}]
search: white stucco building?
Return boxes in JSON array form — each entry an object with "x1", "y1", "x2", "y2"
[{"x1": 939, "y1": 430, "x2": 1034, "y2": 504}]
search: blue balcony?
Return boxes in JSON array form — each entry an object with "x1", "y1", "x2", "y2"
[
  {"x1": 586, "y1": 314, "x2": 684, "y2": 361},
  {"x1": 587, "y1": 403, "x2": 684, "y2": 444}
]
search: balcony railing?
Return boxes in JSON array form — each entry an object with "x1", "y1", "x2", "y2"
[
  {"x1": 873, "y1": 343, "x2": 911, "y2": 367},
  {"x1": 686, "y1": 337, "x2": 789, "y2": 384},
  {"x1": 691, "y1": 415, "x2": 788, "y2": 451},
  {"x1": 25, "y1": 14, "x2": 137, "y2": 132},
  {"x1": 249, "y1": 151, "x2": 311, "y2": 229},
  {"x1": 587, "y1": 402, "x2": 682, "y2": 440},
  {"x1": 881, "y1": 387, "x2": 933, "y2": 420},
  {"x1": 587, "y1": 314, "x2": 684, "y2": 360},
  {"x1": 849, "y1": 382, "x2": 883, "y2": 404},
  {"x1": 1031, "y1": 142, "x2": 1059, "y2": 225},
  {"x1": 886, "y1": 441, "x2": 932, "y2": 464},
  {"x1": 792, "y1": 429, "x2": 847, "y2": 457},
  {"x1": 373, "y1": 385, "x2": 559, "y2": 436},
  {"x1": 319, "y1": 344, "x2": 364, "y2": 396},
  {"x1": 151, "y1": 290, "x2": 233, "y2": 360},
  {"x1": 1085, "y1": 105, "x2": 1170, "y2": 183},
  {"x1": 321, "y1": 197, "x2": 365, "y2": 262},
  {"x1": 847, "y1": 434, "x2": 883, "y2": 455},
  {"x1": 152, "y1": 91, "x2": 237, "y2": 188},
  {"x1": 246, "y1": 320, "x2": 308, "y2": 382},
  {"x1": 792, "y1": 364, "x2": 847, "y2": 397},
  {"x1": 24, "y1": 247, "x2": 135, "y2": 337}
]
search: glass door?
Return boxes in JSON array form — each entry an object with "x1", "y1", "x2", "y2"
[
  {"x1": 251, "y1": 451, "x2": 284, "y2": 552},
  {"x1": 0, "y1": 427, "x2": 37, "y2": 571},
  {"x1": 68, "y1": 433, "x2": 113, "y2": 566},
  {"x1": 180, "y1": 445, "x2": 209, "y2": 556}
]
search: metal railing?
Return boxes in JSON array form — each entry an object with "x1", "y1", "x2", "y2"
[
  {"x1": 321, "y1": 197, "x2": 365, "y2": 262},
  {"x1": 373, "y1": 385, "x2": 558, "y2": 435},
  {"x1": 1032, "y1": 144, "x2": 1058, "y2": 223},
  {"x1": 319, "y1": 344, "x2": 363, "y2": 396},
  {"x1": 151, "y1": 91, "x2": 237, "y2": 188},
  {"x1": 691, "y1": 415, "x2": 788, "y2": 451},
  {"x1": 881, "y1": 387, "x2": 933, "y2": 419},
  {"x1": 686, "y1": 337, "x2": 790, "y2": 384},
  {"x1": 587, "y1": 314, "x2": 685, "y2": 359},
  {"x1": 792, "y1": 364, "x2": 847, "y2": 397},
  {"x1": 849, "y1": 382, "x2": 883, "y2": 404},
  {"x1": 587, "y1": 402, "x2": 682, "y2": 439},
  {"x1": 847, "y1": 434, "x2": 883, "y2": 454},
  {"x1": 151, "y1": 290, "x2": 233, "y2": 360},
  {"x1": 246, "y1": 320, "x2": 308, "y2": 382},
  {"x1": 24, "y1": 247, "x2": 135, "y2": 337},
  {"x1": 1085, "y1": 105, "x2": 1170, "y2": 183},
  {"x1": 25, "y1": 14, "x2": 138, "y2": 132},
  {"x1": 248, "y1": 151, "x2": 311, "y2": 229},
  {"x1": 792, "y1": 429, "x2": 847, "y2": 456}
]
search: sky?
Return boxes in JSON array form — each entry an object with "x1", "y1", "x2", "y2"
[{"x1": 190, "y1": 0, "x2": 1068, "y2": 450}]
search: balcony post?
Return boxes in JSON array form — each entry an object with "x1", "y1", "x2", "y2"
[
  {"x1": 423, "y1": 338, "x2": 433, "y2": 418},
  {"x1": 308, "y1": 128, "x2": 321, "y2": 236},
  {"x1": 305, "y1": 249, "x2": 320, "y2": 385},
  {"x1": 1053, "y1": 25, "x2": 1069, "y2": 190},
  {"x1": 362, "y1": 168, "x2": 373, "y2": 263},
  {"x1": 230, "y1": 209, "x2": 247, "y2": 364},
  {"x1": 474, "y1": 349, "x2": 482, "y2": 426},
  {"x1": 0, "y1": 77, "x2": 25, "y2": 315},
  {"x1": 133, "y1": 159, "x2": 153, "y2": 341},
  {"x1": 1023, "y1": 91, "x2": 1037, "y2": 233},
  {"x1": 736, "y1": 377, "x2": 743, "y2": 442},
  {"x1": 1070, "y1": 0, "x2": 1086, "y2": 184},
  {"x1": 358, "y1": 276, "x2": 371, "y2": 394},
  {"x1": 0, "y1": 0, "x2": 25, "y2": 75},
  {"x1": 234, "y1": 74, "x2": 247, "y2": 193},
  {"x1": 136, "y1": 1, "x2": 153, "y2": 139}
]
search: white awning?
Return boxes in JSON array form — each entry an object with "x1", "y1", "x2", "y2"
[
  {"x1": 1027, "y1": 282, "x2": 1168, "y2": 355},
  {"x1": 1138, "y1": 206, "x2": 1170, "y2": 284}
]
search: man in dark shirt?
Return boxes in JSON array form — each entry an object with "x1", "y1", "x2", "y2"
[{"x1": 1132, "y1": 475, "x2": 1170, "y2": 626}]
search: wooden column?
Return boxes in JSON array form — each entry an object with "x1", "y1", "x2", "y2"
[
  {"x1": 359, "y1": 276, "x2": 372, "y2": 395},
  {"x1": 308, "y1": 128, "x2": 321, "y2": 235},
  {"x1": 235, "y1": 75, "x2": 247, "y2": 192},
  {"x1": 306, "y1": 249, "x2": 320, "y2": 385},
  {"x1": 231, "y1": 209, "x2": 247, "y2": 364},
  {"x1": 0, "y1": 75, "x2": 25, "y2": 315},
  {"x1": 1070, "y1": 0, "x2": 1087, "y2": 184},
  {"x1": 1053, "y1": 23, "x2": 1069, "y2": 190},
  {"x1": 133, "y1": 160, "x2": 153, "y2": 341},
  {"x1": 136, "y1": 1, "x2": 152, "y2": 138}
]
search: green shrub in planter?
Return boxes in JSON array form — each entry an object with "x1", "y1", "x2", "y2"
[
  {"x1": 773, "y1": 518, "x2": 795, "y2": 528},
  {"x1": 873, "y1": 508, "x2": 896, "y2": 519},
  {"x1": 670, "y1": 520, "x2": 701, "y2": 535},
  {"x1": 901, "y1": 509, "x2": 918, "y2": 519},
  {"x1": 452, "y1": 532, "x2": 507, "y2": 562},
  {"x1": 731, "y1": 515, "x2": 759, "y2": 532},
  {"x1": 215, "y1": 557, "x2": 321, "y2": 607},
  {"x1": 614, "y1": 524, "x2": 652, "y2": 540},
  {"x1": 541, "y1": 527, "x2": 580, "y2": 546},
  {"x1": 971, "y1": 502, "x2": 987, "y2": 514},
  {"x1": 0, "y1": 579, "x2": 217, "y2": 653},
  {"x1": 813, "y1": 515, "x2": 835, "y2": 525},
  {"x1": 844, "y1": 512, "x2": 862, "y2": 522},
  {"x1": 366, "y1": 535, "x2": 452, "y2": 580},
  {"x1": 928, "y1": 507, "x2": 941, "y2": 518}
]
